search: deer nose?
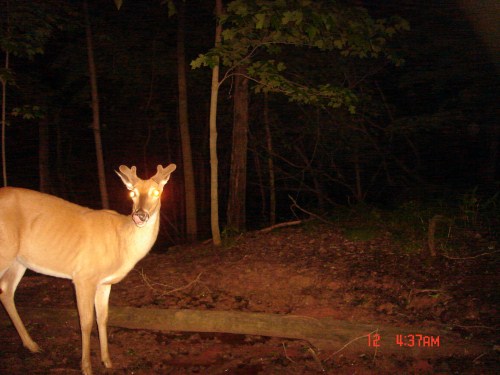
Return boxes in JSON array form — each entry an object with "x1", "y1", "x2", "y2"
[{"x1": 132, "y1": 209, "x2": 149, "y2": 227}]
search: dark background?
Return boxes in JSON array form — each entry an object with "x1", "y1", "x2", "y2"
[{"x1": 2, "y1": 0, "x2": 498, "y2": 245}]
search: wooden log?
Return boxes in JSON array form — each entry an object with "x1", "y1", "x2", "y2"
[{"x1": 2, "y1": 307, "x2": 489, "y2": 358}]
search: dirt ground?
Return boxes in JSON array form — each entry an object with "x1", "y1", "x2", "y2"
[{"x1": 1, "y1": 222, "x2": 498, "y2": 374}]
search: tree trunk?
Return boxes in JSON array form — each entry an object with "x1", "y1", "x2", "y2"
[
  {"x1": 250, "y1": 136, "x2": 267, "y2": 221},
  {"x1": 458, "y1": 1, "x2": 498, "y2": 184},
  {"x1": 353, "y1": 150, "x2": 364, "y2": 202},
  {"x1": 481, "y1": 122, "x2": 498, "y2": 184},
  {"x1": 458, "y1": 0, "x2": 499, "y2": 74},
  {"x1": 1, "y1": 49, "x2": 9, "y2": 187},
  {"x1": 176, "y1": 0, "x2": 197, "y2": 242},
  {"x1": 209, "y1": 0, "x2": 223, "y2": 246},
  {"x1": 84, "y1": 0, "x2": 109, "y2": 209},
  {"x1": 54, "y1": 114, "x2": 68, "y2": 198},
  {"x1": 227, "y1": 66, "x2": 249, "y2": 232},
  {"x1": 263, "y1": 93, "x2": 276, "y2": 226},
  {"x1": 38, "y1": 117, "x2": 51, "y2": 193}
]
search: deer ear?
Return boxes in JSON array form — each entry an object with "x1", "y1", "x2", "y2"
[
  {"x1": 116, "y1": 165, "x2": 139, "y2": 190},
  {"x1": 153, "y1": 164, "x2": 176, "y2": 187}
]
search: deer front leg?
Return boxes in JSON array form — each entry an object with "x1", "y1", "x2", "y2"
[
  {"x1": 95, "y1": 283, "x2": 112, "y2": 368},
  {"x1": 74, "y1": 281, "x2": 97, "y2": 375}
]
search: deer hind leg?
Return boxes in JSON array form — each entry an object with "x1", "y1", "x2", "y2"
[
  {"x1": 0, "y1": 261, "x2": 41, "y2": 352},
  {"x1": 95, "y1": 283, "x2": 112, "y2": 368},
  {"x1": 74, "y1": 280, "x2": 98, "y2": 375}
]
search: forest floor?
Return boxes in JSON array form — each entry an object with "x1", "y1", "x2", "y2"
[{"x1": 0, "y1": 219, "x2": 498, "y2": 374}]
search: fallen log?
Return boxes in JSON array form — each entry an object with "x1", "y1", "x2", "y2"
[
  {"x1": 258, "y1": 219, "x2": 304, "y2": 233},
  {"x1": 2, "y1": 307, "x2": 489, "y2": 358}
]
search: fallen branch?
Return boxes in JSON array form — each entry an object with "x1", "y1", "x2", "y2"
[
  {"x1": 288, "y1": 195, "x2": 333, "y2": 224},
  {"x1": 307, "y1": 346, "x2": 325, "y2": 372},
  {"x1": 282, "y1": 342, "x2": 297, "y2": 364},
  {"x1": 442, "y1": 250, "x2": 500, "y2": 260},
  {"x1": 326, "y1": 329, "x2": 379, "y2": 360},
  {"x1": 259, "y1": 220, "x2": 304, "y2": 233},
  {"x1": 139, "y1": 270, "x2": 207, "y2": 297}
]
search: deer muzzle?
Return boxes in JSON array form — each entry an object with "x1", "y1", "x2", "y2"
[{"x1": 132, "y1": 209, "x2": 150, "y2": 227}]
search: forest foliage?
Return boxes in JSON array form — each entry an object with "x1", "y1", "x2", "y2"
[
  {"x1": 0, "y1": 0, "x2": 497, "y2": 243},
  {"x1": 192, "y1": 0, "x2": 409, "y2": 112}
]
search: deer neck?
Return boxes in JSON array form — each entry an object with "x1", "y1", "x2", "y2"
[
  {"x1": 99, "y1": 208, "x2": 161, "y2": 285},
  {"x1": 126, "y1": 207, "x2": 161, "y2": 259}
]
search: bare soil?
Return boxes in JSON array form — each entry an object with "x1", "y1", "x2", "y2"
[{"x1": 1, "y1": 223, "x2": 498, "y2": 374}]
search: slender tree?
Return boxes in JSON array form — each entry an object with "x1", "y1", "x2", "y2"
[
  {"x1": 208, "y1": 0, "x2": 223, "y2": 246},
  {"x1": 38, "y1": 116, "x2": 50, "y2": 192},
  {"x1": 84, "y1": 0, "x2": 109, "y2": 209},
  {"x1": 176, "y1": 0, "x2": 198, "y2": 241},
  {"x1": 1, "y1": 0, "x2": 13, "y2": 187},
  {"x1": 1, "y1": 48, "x2": 7, "y2": 186},
  {"x1": 263, "y1": 92, "x2": 275, "y2": 226},
  {"x1": 227, "y1": 66, "x2": 249, "y2": 231}
]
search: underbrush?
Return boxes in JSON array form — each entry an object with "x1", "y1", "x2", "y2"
[{"x1": 332, "y1": 189, "x2": 499, "y2": 257}]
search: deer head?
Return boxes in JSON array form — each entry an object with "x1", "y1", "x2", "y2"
[{"x1": 116, "y1": 164, "x2": 176, "y2": 227}]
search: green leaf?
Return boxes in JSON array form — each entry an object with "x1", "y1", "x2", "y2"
[
  {"x1": 282, "y1": 11, "x2": 292, "y2": 24},
  {"x1": 294, "y1": 10, "x2": 303, "y2": 25},
  {"x1": 222, "y1": 29, "x2": 236, "y2": 41},
  {"x1": 333, "y1": 39, "x2": 344, "y2": 49},
  {"x1": 276, "y1": 62, "x2": 286, "y2": 71},
  {"x1": 190, "y1": 54, "x2": 208, "y2": 69},
  {"x1": 282, "y1": 10, "x2": 303, "y2": 25},
  {"x1": 306, "y1": 25, "x2": 318, "y2": 39},
  {"x1": 229, "y1": 2, "x2": 249, "y2": 16},
  {"x1": 11, "y1": 105, "x2": 46, "y2": 120},
  {"x1": 167, "y1": 1, "x2": 176, "y2": 17},
  {"x1": 314, "y1": 39, "x2": 325, "y2": 49},
  {"x1": 255, "y1": 13, "x2": 266, "y2": 29}
]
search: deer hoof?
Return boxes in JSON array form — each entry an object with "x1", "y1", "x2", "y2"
[
  {"x1": 25, "y1": 340, "x2": 41, "y2": 353},
  {"x1": 103, "y1": 358, "x2": 113, "y2": 368},
  {"x1": 81, "y1": 363, "x2": 93, "y2": 375}
]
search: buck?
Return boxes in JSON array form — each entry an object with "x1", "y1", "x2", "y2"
[{"x1": 0, "y1": 164, "x2": 176, "y2": 375}]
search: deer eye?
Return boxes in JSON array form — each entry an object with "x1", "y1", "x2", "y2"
[
  {"x1": 129, "y1": 191, "x2": 137, "y2": 198},
  {"x1": 151, "y1": 189, "x2": 160, "y2": 197}
]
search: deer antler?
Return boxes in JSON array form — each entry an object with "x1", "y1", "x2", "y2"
[
  {"x1": 116, "y1": 165, "x2": 140, "y2": 190},
  {"x1": 152, "y1": 164, "x2": 177, "y2": 186}
]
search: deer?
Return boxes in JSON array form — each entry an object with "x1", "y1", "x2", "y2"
[{"x1": 0, "y1": 164, "x2": 176, "y2": 375}]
